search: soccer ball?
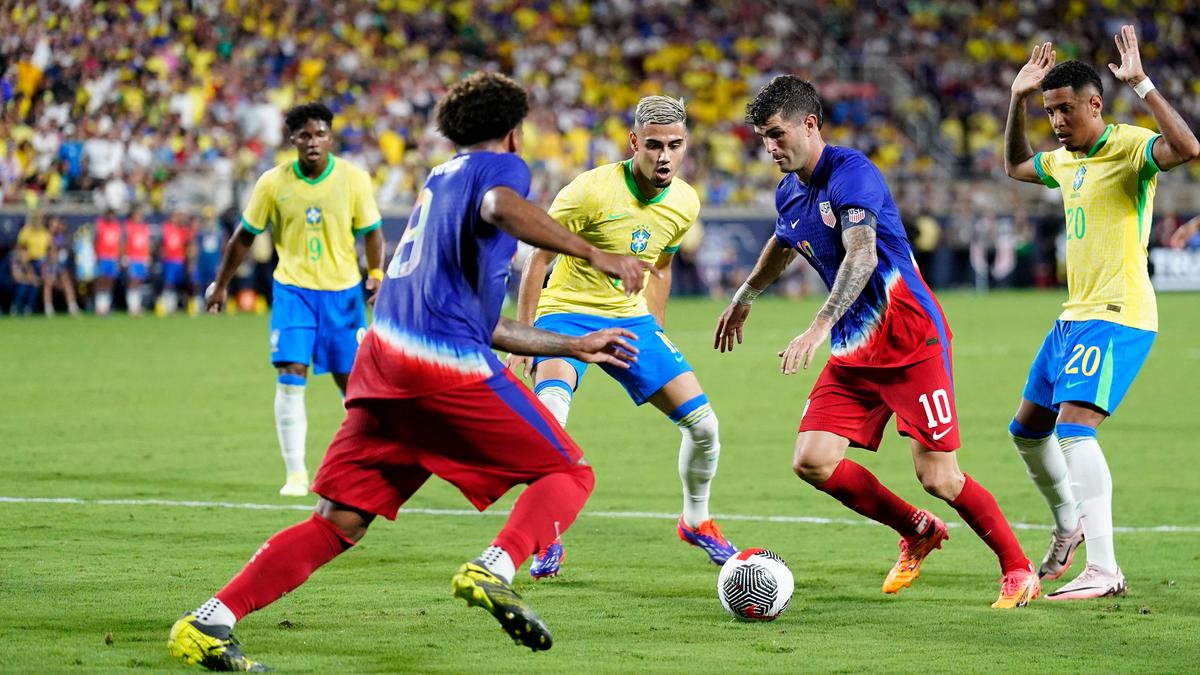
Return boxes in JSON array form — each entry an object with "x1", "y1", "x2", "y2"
[{"x1": 717, "y1": 548, "x2": 794, "y2": 621}]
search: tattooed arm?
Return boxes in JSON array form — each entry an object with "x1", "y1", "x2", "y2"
[
  {"x1": 492, "y1": 316, "x2": 639, "y2": 368},
  {"x1": 778, "y1": 220, "x2": 878, "y2": 374}
]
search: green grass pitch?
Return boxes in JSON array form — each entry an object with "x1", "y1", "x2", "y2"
[{"x1": 2, "y1": 291, "x2": 1198, "y2": 672}]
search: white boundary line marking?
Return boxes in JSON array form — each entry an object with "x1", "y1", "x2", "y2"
[{"x1": 2, "y1": 496, "x2": 1198, "y2": 534}]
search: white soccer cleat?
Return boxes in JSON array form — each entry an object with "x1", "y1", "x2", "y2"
[
  {"x1": 1038, "y1": 523, "x2": 1084, "y2": 580},
  {"x1": 279, "y1": 471, "x2": 309, "y2": 497},
  {"x1": 1045, "y1": 563, "x2": 1126, "y2": 600}
]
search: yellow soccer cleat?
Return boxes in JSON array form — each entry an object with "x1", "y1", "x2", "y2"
[
  {"x1": 882, "y1": 511, "x2": 949, "y2": 594},
  {"x1": 991, "y1": 564, "x2": 1041, "y2": 608},
  {"x1": 167, "y1": 613, "x2": 271, "y2": 672},
  {"x1": 452, "y1": 561, "x2": 552, "y2": 651},
  {"x1": 278, "y1": 471, "x2": 309, "y2": 497}
]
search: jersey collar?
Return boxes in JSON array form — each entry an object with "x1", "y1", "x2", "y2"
[
  {"x1": 1081, "y1": 124, "x2": 1114, "y2": 159},
  {"x1": 293, "y1": 154, "x2": 336, "y2": 185},
  {"x1": 622, "y1": 160, "x2": 670, "y2": 204}
]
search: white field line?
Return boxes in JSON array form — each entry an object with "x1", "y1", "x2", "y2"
[{"x1": 2, "y1": 496, "x2": 1198, "y2": 534}]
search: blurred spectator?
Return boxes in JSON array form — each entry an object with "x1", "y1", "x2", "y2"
[
  {"x1": 94, "y1": 208, "x2": 122, "y2": 315},
  {"x1": 158, "y1": 209, "x2": 190, "y2": 315},
  {"x1": 43, "y1": 215, "x2": 80, "y2": 316},
  {"x1": 124, "y1": 206, "x2": 151, "y2": 315}
]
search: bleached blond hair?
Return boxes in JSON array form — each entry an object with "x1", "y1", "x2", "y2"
[{"x1": 633, "y1": 96, "x2": 687, "y2": 128}]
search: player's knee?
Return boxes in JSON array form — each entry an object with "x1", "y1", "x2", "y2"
[
  {"x1": 680, "y1": 409, "x2": 719, "y2": 447},
  {"x1": 670, "y1": 395, "x2": 717, "y2": 443},
  {"x1": 315, "y1": 499, "x2": 373, "y2": 543},
  {"x1": 567, "y1": 460, "x2": 596, "y2": 495},
  {"x1": 917, "y1": 466, "x2": 964, "y2": 501},
  {"x1": 535, "y1": 378, "x2": 574, "y2": 428},
  {"x1": 792, "y1": 450, "x2": 836, "y2": 485}
]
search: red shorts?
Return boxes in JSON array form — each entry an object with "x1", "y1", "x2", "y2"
[
  {"x1": 798, "y1": 351, "x2": 960, "y2": 452},
  {"x1": 312, "y1": 369, "x2": 584, "y2": 519}
]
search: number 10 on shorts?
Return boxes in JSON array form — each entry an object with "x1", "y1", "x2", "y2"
[{"x1": 918, "y1": 389, "x2": 953, "y2": 428}]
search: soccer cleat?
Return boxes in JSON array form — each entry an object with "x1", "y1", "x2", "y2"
[
  {"x1": 991, "y1": 564, "x2": 1041, "y2": 608},
  {"x1": 1037, "y1": 524, "x2": 1084, "y2": 580},
  {"x1": 882, "y1": 511, "x2": 949, "y2": 594},
  {"x1": 167, "y1": 613, "x2": 271, "y2": 672},
  {"x1": 677, "y1": 517, "x2": 738, "y2": 565},
  {"x1": 530, "y1": 537, "x2": 565, "y2": 579},
  {"x1": 278, "y1": 471, "x2": 308, "y2": 497},
  {"x1": 1045, "y1": 563, "x2": 1127, "y2": 600},
  {"x1": 451, "y1": 561, "x2": 552, "y2": 651}
]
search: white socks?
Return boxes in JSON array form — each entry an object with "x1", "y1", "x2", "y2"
[
  {"x1": 676, "y1": 406, "x2": 720, "y2": 528},
  {"x1": 477, "y1": 545, "x2": 515, "y2": 584},
  {"x1": 126, "y1": 288, "x2": 142, "y2": 314},
  {"x1": 1011, "y1": 430, "x2": 1079, "y2": 533},
  {"x1": 534, "y1": 379, "x2": 573, "y2": 428},
  {"x1": 275, "y1": 378, "x2": 308, "y2": 476},
  {"x1": 96, "y1": 290, "x2": 112, "y2": 315},
  {"x1": 1060, "y1": 430, "x2": 1117, "y2": 573},
  {"x1": 194, "y1": 597, "x2": 236, "y2": 630}
]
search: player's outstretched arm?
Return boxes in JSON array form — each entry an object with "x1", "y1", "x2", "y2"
[
  {"x1": 1108, "y1": 25, "x2": 1200, "y2": 171},
  {"x1": 493, "y1": 317, "x2": 638, "y2": 369},
  {"x1": 778, "y1": 223, "x2": 877, "y2": 374},
  {"x1": 1005, "y1": 41, "x2": 1056, "y2": 184},
  {"x1": 204, "y1": 224, "x2": 256, "y2": 313},
  {"x1": 713, "y1": 236, "x2": 797, "y2": 353},
  {"x1": 505, "y1": 248, "x2": 558, "y2": 378},
  {"x1": 480, "y1": 186, "x2": 658, "y2": 296}
]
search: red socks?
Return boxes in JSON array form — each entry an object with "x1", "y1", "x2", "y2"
[
  {"x1": 950, "y1": 474, "x2": 1030, "y2": 573},
  {"x1": 216, "y1": 513, "x2": 355, "y2": 619},
  {"x1": 492, "y1": 463, "x2": 595, "y2": 568},
  {"x1": 817, "y1": 459, "x2": 924, "y2": 538}
]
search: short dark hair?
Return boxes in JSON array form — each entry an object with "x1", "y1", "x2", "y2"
[
  {"x1": 435, "y1": 72, "x2": 530, "y2": 147},
  {"x1": 284, "y1": 102, "x2": 334, "y2": 134},
  {"x1": 1041, "y1": 60, "x2": 1103, "y2": 96},
  {"x1": 745, "y1": 75, "x2": 824, "y2": 128}
]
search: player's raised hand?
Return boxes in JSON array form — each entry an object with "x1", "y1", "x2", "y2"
[
  {"x1": 589, "y1": 251, "x2": 660, "y2": 296},
  {"x1": 506, "y1": 353, "x2": 534, "y2": 379},
  {"x1": 568, "y1": 328, "x2": 639, "y2": 369},
  {"x1": 714, "y1": 302, "x2": 752, "y2": 353},
  {"x1": 1012, "y1": 41, "x2": 1055, "y2": 97},
  {"x1": 204, "y1": 282, "x2": 227, "y2": 314},
  {"x1": 778, "y1": 322, "x2": 830, "y2": 374},
  {"x1": 1108, "y1": 25, "x2": 1147, "y2": 86}
]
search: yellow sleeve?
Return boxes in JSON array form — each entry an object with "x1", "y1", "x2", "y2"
[
  {"x1": 1126, "y1": 126, "x2": 1164, "y2": 177},
  {"x1": 241, "y1": 172, "x2": 275, "y2": 235},
  {"x1": 351, "y1": 168, "x2": 382, "y2": 235},
  {"x1": 547, "y1": 174, "x2": 593, "y2": 233},
  {"x1": 1033, "y1": 149, "x2": 1060, "y2": 189},
  {"x1": 663, "y1": 189, "x2": 700, "y2": 254}
]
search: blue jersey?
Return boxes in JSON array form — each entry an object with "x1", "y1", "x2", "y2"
[
  {"x1": 773, "y1": 145, "x2": 950, "y2": 368},
  {"x1": 351, "y1": 152, "x2": 531, "y2": 399}
]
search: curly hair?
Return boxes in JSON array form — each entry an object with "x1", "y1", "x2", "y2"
[
  {"x1": 745, "y1": 75, "x2": 824, "y2": 128},
  {"x1": 284, "y1": 102, "x2": 334, "y2": 134},
  {"x1": 1041, "y1": 60, "x2": 1103, "y2": 96},
  {"x1": 435, "y1": 72, "x2": 530, "y2": 147}
]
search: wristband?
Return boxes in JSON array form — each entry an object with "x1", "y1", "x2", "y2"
[
  {"x1": 367, "y1": 268, "x2": 384, "y2": 282},
  {"x1": 1133, "y1": 77, "x2": 1156, "y2": 99},
  {"x1": 732, "y1": 282, "x2": 764, "y2": 306}
]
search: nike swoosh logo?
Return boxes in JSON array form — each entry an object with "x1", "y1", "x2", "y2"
[
  {"x1": 932, "y1": 427, "x2": 954, "y2": 441},
  {"x1": 606, "y1": 213, "x2": 628, "y2": 221},
  {"x1": 790, "y1": 219, "x2": 800, "y2": 228},
  {"x1": 278, "y1": 195, "x2": 292, "y2": 203},
  {"x1": 1064, "y1": 380, "x2": 1088, "y2": 389}
]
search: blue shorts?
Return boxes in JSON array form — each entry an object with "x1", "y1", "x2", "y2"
[
  {"x1": 1022, "y1": 319, "x2": 1155, "y2": 415},
  {"x1": 162, "y1": 261, "x2": 186, "y2": 288},
  {"x1": 98, "y1": 258, "x2": 119, "y2": 278},
  {"x1": 532, "y1": 313, "x2": 693, "y2": 405},
  {"x1": 127, "y1": 261, "x2": 148, "y2": 281},
  {"x1": 271, "y1": 280, "x2": 366, "y2": 375}
]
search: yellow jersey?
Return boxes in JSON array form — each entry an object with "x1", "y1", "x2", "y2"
[
  {"x1": 17, "y1": 226, "x2": 51, "y2": 261},
  {"x1": 538, "y1": 161, "x2": 700, "y2": 318},
  {"x1": 1034, "y1": 123, "x2": 1161, "y2": 331},
  {"x1": 242, "y1": 154, "x2": 381, "y2": 291}
]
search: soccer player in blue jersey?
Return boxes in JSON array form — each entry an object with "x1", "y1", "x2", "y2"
[
  {"x1": 507, "y1": 96, "x2": 736, "y2": 578},
  {"x1": 1004, "y1": 27, "x2": 1199, "y2": 598},
  {"x1": 715, "y1": 75, "x2": 1038, "y2": 608},
  {"x1": 169, "y1": 72, "x2": 653, "y2": 670},
  {"x1": 204, "y1": 103, "x2": 385, "y2": 497}
]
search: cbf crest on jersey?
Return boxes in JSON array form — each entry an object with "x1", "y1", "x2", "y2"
[
  {"x1": 630, "y1": 226, "x2": 651, "y2": 254},
  {"x1": 819, "y1": 201, "x2": 836, "y2": 227},
  {"x1": 1073, "y1": 166, "x2": 1087, "y2": 191},
  {"x1": 305, "y1": 206, "x2": 323, "y2": 225}
]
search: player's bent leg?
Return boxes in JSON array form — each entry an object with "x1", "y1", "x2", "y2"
[
  {"x1": 275, "y1": 363, "x2": 310, "y2": 496},
  {"x1": 1010, "y1": 399, "x2": 1083, "y2": 579},
  {"x1": 169, "y1": 504, "x2": 363, "y2": 671}
]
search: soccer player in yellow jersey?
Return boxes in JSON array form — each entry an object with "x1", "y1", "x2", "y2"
[
  {"x1": 507, "y1": 96, "x2": 736, "y2": 577},
  {"x1": 1004, "y1": 26, "x2": 1199, "y2": 598},
  {"x1": 205, "y1": 103, "x2": 385, "y2": 498}
]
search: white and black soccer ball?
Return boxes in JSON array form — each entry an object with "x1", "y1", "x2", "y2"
[{"x1": 717, "y1": 548, "x2": 794, "y2": 621}]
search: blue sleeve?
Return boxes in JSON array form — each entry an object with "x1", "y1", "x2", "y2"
[
  {"x1": 827, "y1": 154, "x2": 886, "y2": 221},
  {"x1": 478, "y1": 153, "x2": 531, "y2": 200}
]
